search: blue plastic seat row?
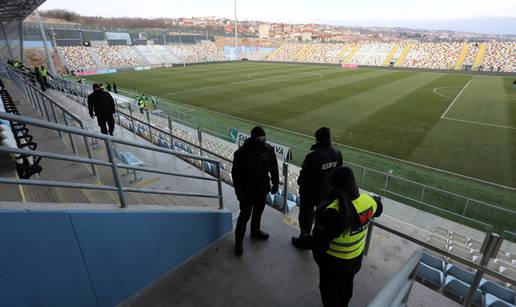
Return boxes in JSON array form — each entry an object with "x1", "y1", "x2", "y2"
[{"x1": 416, "y1": 252, "x2": 516, "y2": 307}]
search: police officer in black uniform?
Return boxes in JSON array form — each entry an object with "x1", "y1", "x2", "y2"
[
  {"x1": 88, "y1": 84, "x2": 116, "y2": 135},
  {"x1": 292, "y1": 127, "x2": 343, "y2": 249},
  {"x1": 232, "y1": 126, "x2": 280, "y2": 255}
]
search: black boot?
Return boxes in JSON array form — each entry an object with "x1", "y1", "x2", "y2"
[
  {"x1": 251, "y1": 230, "x2": 269, "y2": 240},
  {"x1": 292, "y1": 234, "x2": 311, "y2": 250},
  {"x1": 235, "y1": 240, "x2": 243, "y2": 256}
]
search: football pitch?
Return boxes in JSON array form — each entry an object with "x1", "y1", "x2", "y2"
[{"x1": 86, "y1": 62, "x2": 516, "y2": 230}]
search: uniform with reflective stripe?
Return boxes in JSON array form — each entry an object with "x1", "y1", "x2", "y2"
[{"x1": 326, "y1": 194, "x2": 377, "y2": 259}]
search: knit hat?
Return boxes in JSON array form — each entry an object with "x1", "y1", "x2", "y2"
[
  {"x1": 331, "y1": 166, "x2": 356, "y2": 190},
  {"x1": 250, "y1": 126, "x2": 266, "y2": 139},
  {"x1": 315, "y1": 127, "x2": 331, "y2": 144}
]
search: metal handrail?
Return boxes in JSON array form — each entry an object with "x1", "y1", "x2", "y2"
[
  {"x1": 49, "y1": 72, "x2": 516, "y2": 227},
  {"x1": 0, "y1": 111, "x2": 224, "y2": 208},
  {"x1": 372, "y1": 221, "x2": 514, "y2": 286},
  {"x1": 367, "y1": 249, "x2": 423, "y2": 307}
]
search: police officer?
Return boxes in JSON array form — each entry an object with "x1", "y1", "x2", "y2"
[
  {"x1": 39, "y1": 66, "x2": 50, "y2": 90},
  {"x1": 292, "y1": 127, "x2": 342, "y2": 249},
  {"x1": 136, "y1": 94, "x2": 145, "y2": 114},
  {"x1": 311, "y1": 166, "x2": 383, "y2": 307},
  {"x1": 232, "y1": 126, "x2": 279, "y2": 255},
  {"x1": 88, "y1": 84, "x2": 116, "y2": 135}
]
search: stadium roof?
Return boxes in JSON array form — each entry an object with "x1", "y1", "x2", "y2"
[{"x1": 0, "y1": 0, "x2": 45, "y2": 22}]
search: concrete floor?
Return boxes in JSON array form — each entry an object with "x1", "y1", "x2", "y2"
[{"x1": 120, "y1": 204, "x2": 459, "y2": 307}]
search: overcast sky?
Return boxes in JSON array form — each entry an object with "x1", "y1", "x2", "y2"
[{"x1": 39, "y1": 0, "x2": 516, "y2": 32}]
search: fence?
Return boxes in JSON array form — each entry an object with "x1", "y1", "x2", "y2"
[
  {"x1": 59, "y1": 76, "x2": 516, "y2": 235},
  {"x1": 2, "y1": 67, "x2": 224, "y2": 209}
]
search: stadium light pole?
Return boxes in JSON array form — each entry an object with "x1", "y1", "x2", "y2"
[{"x1": 234, "y1": 0, "x2": 239, "y2": 60}]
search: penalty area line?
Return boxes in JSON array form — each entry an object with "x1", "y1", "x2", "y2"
[{"x1": 440, "y1": 80, "x2": 472, "y2": 119}]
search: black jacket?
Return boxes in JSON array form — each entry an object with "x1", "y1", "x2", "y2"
[
  {"x1": 297, "y1": 142, "x2": 343, "y2": 202},
  {"x1": 232, "y1": 138, "x2": 279, "y2": 200},
  {"x1": 88, "y1": 90, "x2": 115, "y2": 118}
]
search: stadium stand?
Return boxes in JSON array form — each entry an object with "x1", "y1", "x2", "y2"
[
  {"x1": 94, "y1": 44, "x2": 145, "y2": 68},
  {"x1": 134, "y1": 45, "x2": 166, "y2": 65},
  {"x1": 348, "y1": 42, "x2": 394, "y2": 66},
  {"x1": 303, "y1": 43, "x2": 348, "y2": 64},
  {"x1": 58, "y1": 46, "x2": 97, "y2": 71},
  {"x1": 480, "y1": 41, "x2": 514, "y2": 72},
  {"x1": 401, "y1": 42, "x2": 464, "y2": 70},
  {"x1": 266, "y1": 43, "x2": 305, "y2": 62},
  {"x1": 167, "y1": 42, "x2": 225, "y2": 63}
]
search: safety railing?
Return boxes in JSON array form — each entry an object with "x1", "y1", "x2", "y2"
[
  {"x1": 367, "y1": 249, "x2": 422, "y2": 307},
  {"x1": 7, "y1": 67, "x2": 98, "y2": 176},
  {"x1": 47, "y1": 73, "x2": 516, "y2": 233},
  {"x1": 0, "y1": 111, "x2": 224, "y2": 209},
  {"x1": 366, "y1": 220, "x2": 515, "y2": 307}
]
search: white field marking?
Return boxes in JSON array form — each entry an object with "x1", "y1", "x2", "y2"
[
  {"x1": 162, "y1": 67, "x2": 332, "y2": 96},
  {"x1": 442, "y1": 117, "x2": 516, "y2": 130},
  {"x1": 440, "y1": 80, "x2": 472, "y2": 118},
  {"x1": 160, "y1": 97, "x2": 516, "y2": 191},
  {"x1": 432, "y1": 86, "x2": 461, "y2": 99},
  {"x1": 247, "y1": 72, "x2": 323, "y2": 81}
]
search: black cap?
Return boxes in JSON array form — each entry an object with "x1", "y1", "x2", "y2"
[
  {"x1": 315, "y1": 127, "x2": 331, "y2": 144},
  {"x1": 92, "y1": 84, "x2": 100, "y2": 90},
  {"x1": 251, "y1": 126, "x2": 266, "y2": 139}
]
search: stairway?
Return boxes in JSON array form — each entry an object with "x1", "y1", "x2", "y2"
[
  {"x1": 473, "y1": 43, "x2": 487, "y2": 69},
  {"x1": 266, "y1": 45, "x2": 283, "y2": 60},
  {"x1": 395, "y1": 44, "x2": 413, "y2": 66},
  {"x1": 293, "y1": 45, "x2": 310, "y2": 62},
  {"x1": 454, "y1": 43, "x2": 469, "y2": 70},
  {"x1": 337, "y1": 45, "x2": 351, "y2": 62},
  {"x1": 85, "y1": 47, "x2": 106, "y2": 69},
  {"x1": 342, "y1": 44, "x2": 361, "y2": 64},
  {"x1": 383, "y1": 44, "x2": 399, "y2": 65}
]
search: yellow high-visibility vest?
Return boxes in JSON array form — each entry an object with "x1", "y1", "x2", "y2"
[{"x1": 326, "y1": 194, "x2": 377, "y2": 260}]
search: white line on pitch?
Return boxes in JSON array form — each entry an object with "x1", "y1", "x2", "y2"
[
  {"x1": 162, "y1": 67, "x2": 334, "y2": 96},
  {"x1": 442, "y1": 117, "x2": 516, "y2": 130},
  {"x1": 440, "y1": 79, "x2": 472, "y2": 119},
  {"x1": 165, "y1": 100, "x2": 515, "y2": 191}
]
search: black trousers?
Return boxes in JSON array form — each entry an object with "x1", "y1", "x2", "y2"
[
  {"x1": 298, "y1": 196, "x2": 319, "y2": 236},
  {"x1": 235, "y1": 194, "x2": 266, "y2": 242},
  {"x1": 313, "y1": 251, "x2": 363, "y2": 307},
  {"x1": 97, "y1": 116, "x2": 115, "y2": 135}
]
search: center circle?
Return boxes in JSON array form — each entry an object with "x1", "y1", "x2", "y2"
[{"x1": 248, "y1": 72, "x2": 323, "y2": 81}]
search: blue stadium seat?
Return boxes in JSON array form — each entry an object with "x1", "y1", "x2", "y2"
[
  {"x1": 273, "y1": 194, "x2": 284, "y2": 208},
  {"x1": 443, "y1": 275, "x2": 482, "y2": 306},
  {"x1": 287, "y1": 191, "x2": 297, "y2": 203},
  {"x1": 416, "y1": 262, "x2": 443, "y2": 289},
  {"x1": 485, "y1": 293, "x2": 516, "y2": 307},
  {"x1": 446, "y1": 264, "x2": 476, "y2": 285},
  {"x1": 421, "y1": 252, "x2": 444, "y2": 271},
  {"x1": 480, "y1": 280, "x2": 516, "y2": 305},
  {"x1": 266, "y1": 193, "x2": 274, "y2": 204}
]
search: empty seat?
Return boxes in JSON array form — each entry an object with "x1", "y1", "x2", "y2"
[
  {"x1": 416, "y1": 262, "x2": 443, "y2": 289},
  {"x1": 446, "y1": 264, "x2": 476, "y2": 284},
  {"x1": 485, "y1": 293, "x2": 516, "y2": 307},
  {"x1": 434, "y1": 226, "x2": 449, "y2": 237},
  {"x1": 480, "y1": 280, "x2": 516, "y2": 305},
  {"x1": 448, "y1": 245, "x2": 475, "y2": 261},
  {"x1": 421, "y1": 252, "x2": 445, "y2": 271},
  {"x1": 443, "y1": 275, "x2": 482, "y2": 306}
]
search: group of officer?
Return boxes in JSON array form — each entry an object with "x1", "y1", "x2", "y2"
[
  {"x1": 135, "y1": 94, "x2": 158, "y2": 114},
  {"x1": 232, "y1": 126, "x2": 383, "y2": 307}
]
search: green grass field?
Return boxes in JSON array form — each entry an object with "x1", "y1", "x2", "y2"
[{"x1": 86, "y1": 62, "x2": 516, "y2": 233}]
